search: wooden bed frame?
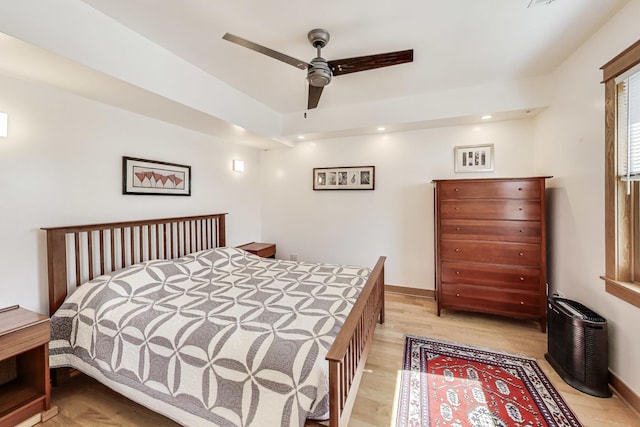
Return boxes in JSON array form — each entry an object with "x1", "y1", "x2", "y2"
[{"x1": 42, "y1": 213, "x2": 385, "y2": 427}]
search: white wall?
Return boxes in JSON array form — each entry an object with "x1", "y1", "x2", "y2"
[
  {"x1": 0, "y1": 74, "x2": 262, "y2": 315},
  {"x1": 261, "y1": 119, "x2": 536, "y2": 289},
  {"x1": 534, "y1": 1, "x2": 640, "y2": 398}
]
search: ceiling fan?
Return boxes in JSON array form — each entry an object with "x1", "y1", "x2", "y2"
[{"x1": 222, "y1": 29, "x2": 413, "y2": 110}]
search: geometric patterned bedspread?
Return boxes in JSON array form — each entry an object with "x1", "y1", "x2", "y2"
[{"x1": 49, "y1": 247, "x2": 370, "y2": 427}]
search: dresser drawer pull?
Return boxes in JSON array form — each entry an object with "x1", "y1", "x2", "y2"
[
  {"x1": 455, "y1": 248, "x2": 460, "y2": 252},
  {"x1": 456, "y1": 227, "x2": 461, "y2": 230},
  {"x1": 454, "y1": 207, "x2": 459, "y2": 210},
  {"x1": 518, "y1": 187, "x2": 523, "y2": 191},
  {"x1": 519, "y1": 252, "x2": 524, "y2": 256},
  {"x1": 519, "y1": 229, "x2": 523, "y2": 233},
  {"x1": 455, "y1": 188, "x2": 459, "y2": 192},
  {"x1": 456, "y1": 293, "x2": 460, "y2": 297},
  {"x1": 520, "y1": 277, "x2": 525, "y2": 281},
  {"x1": 456, "y1": 271, "x2": 460, "y2": 275},
  {"x1": 520, "y1": 301, "x2": 524, "y2": 304}
]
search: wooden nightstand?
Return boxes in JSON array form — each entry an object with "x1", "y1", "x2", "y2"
[
  {"x1": 0, "y1": 306, "x2": 58, "y2": 426},
  {"x1": 237, "y1": 242, "x2": 276, "y2": 258}
]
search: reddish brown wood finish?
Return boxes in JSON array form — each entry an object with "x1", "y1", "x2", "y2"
[
  {"x1": 0, "y1": 306, "x2": 57, "y2": 425},
  {"x1": 325, "y1": 256, "x2": 386, "y2": 427},
  {"x1": 43, "y1": 213, "x2": 383, "y2": 427},
  {"x1": 433, "y1": 177, "x2": 550, "y2": 332},
  {"x1": 42, "y1": 213, "x2": 227, "y2": 315},
  {"x1": 329, "y1": 49, "x2": 413, "y2": 76},
  {"x1": 237, "y1": 242, "x2": 276, "y2": 258}
]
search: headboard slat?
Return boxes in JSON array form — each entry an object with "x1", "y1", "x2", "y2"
[
  {"x1": 120, "y1": 228, "x2": 126, "y2": 268},
  {"x1": 74, "y1": 232, "x2": 81, "y2": 287},
  {"x1": 189, "y1": 221, "x2": 194, "y2": 254},
  {"x1": 110, "y1": 228, "x2": 116, "y2": 270},
  {"x1": 129, "y1": 227, "x2": 134, "y2": 266},
  {"x1": 147, "y1": 225, "x2": 152, "y2": 262},
  {"x1": 87, "y1": 230, "x2": 94, "y2": 281},
  {"x1": 99, "y1": 230, "x2": 105, "y2": 275}
]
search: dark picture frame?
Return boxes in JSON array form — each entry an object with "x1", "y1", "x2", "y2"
[
  {"x1": 313, "y1": 166, "x2": 375, "y2": 190},
  {"x1": 123, "y1": 156, "x2": 191, "y2": 196}
]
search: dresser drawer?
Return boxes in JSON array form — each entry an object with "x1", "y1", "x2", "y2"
[
  {"x1": 441, "y1": 261, "x2": 541, "y2": 291},
  {"x1": 440, "y1": 284, "x2": 541, "y2": 317},
  {"x1": 437, "y1": 179, "x2": 541, "y2": 200},
  {"x1": 440, "y1": 219, "x2": 541, "y2": 243},
  {"x1": 440, "y1": 240, "x2": 541, "y2": 267},
  {"x1": 440, "y1": 200, "x2": 541, "y2": 221}
]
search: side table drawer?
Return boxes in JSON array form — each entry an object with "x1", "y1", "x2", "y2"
[{"x1": 0, "y1": 321, "x2": 49, "y2": 360}]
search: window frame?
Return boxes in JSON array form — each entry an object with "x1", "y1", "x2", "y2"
[{"x1": 601, "y1": 39, "x2": 640, "y2": 308}]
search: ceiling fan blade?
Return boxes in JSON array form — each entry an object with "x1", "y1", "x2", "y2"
[
  {"x1": 223, "y1": 33, "x2": 309, "y2": 70},
  {"x1": 308, "y1": 85, "x2": 324, "y2": 110},
  {"x1": 328, "y1": 49, "x2": 413, "y2": 76}
]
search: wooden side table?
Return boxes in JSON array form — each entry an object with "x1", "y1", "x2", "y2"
[
  {"x1": 0, "y1": 305, "x2": 58, "y2": 426},
  {"x1": 237, "y1": 242, "x2": 276, "y2": 258}
]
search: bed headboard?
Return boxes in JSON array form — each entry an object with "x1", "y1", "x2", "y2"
[{"x1": 42, "y1": 213, "x2": 227, "y2": 315}]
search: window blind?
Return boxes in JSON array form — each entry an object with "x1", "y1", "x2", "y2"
[{"x1": 618, "y1": 67, "x2": 640, "y2": 192}]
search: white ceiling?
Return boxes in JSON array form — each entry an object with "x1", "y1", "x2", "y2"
[
  {"x1": 0, "y1": 0, "x2": 629, "y2": 147},
  {"x1": 78, "y1": 0, "x2": 625, "y2": 112}
]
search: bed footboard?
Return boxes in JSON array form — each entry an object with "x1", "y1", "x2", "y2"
[{"x1": 325, "y1": 256, "x2": 386, "y2": 427}]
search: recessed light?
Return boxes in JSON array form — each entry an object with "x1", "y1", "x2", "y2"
[
  {"x1": 377, "y1": 127, "x2": 386, "y2": 131},
  {"x1": 481, "y1": 115, "x2": 492, "y2": 120},
  {"x1": 297, "y1": 135, "x2": 305, "y2": 140}
]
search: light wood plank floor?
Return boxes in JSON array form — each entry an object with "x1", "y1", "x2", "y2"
[{"x1": 43, "y1": 292, "x2": 639, "y2": 426}]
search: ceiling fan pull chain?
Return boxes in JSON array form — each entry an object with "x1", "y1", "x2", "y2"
[{"x1": 304, "y1": 79, "x2": 308, "y2": 118}]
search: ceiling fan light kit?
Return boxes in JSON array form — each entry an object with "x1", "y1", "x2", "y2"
[
  {"x1": 308, "y1": 58, "x2": 332, "y2": 87},
  {"x1": 222, "y1": 28, "x2": 413, "y2": 110}
]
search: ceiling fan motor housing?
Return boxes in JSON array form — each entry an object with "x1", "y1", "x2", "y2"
[
  {"x1": 308, "y1": 58, "x2": 332, "y2": 87},
  {"x1": 307, "y1": 28, "x2": 330, "y2": 48}
]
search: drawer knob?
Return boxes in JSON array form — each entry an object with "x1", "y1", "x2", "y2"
[
  {"x1": 456, "y1": 271, "x2": 460, "y2": 275},
  {"x1": 519, "y1": 229, "x2": 523, "y2": 233},
  {"x1": 518, "y1": 187, "x2": 523, "y2": 191},
  {"x1": 455, "y1": 248, "x2": 460, "y2": 252},
  {"x1": 519, "y1": 252, "x2": 524, "y2": 256},
  {"x1": 455, "y1": 188, "x2": 459, "y2": 192},
  {"x1": 520, "y1": 301, "x2": 524, "y2": 305},
  {"x1": 520, "y1": 277, "x2": 525, "y2": 281},
  {"x1": 454, "y1": 207, "x2": 459, "y2": 210},
  {"x1": 456, "y1": 227, "x2": 460, "y2": 230},
  {"x1": 518, "y1": 207, "x2": 523, "y2": 211},
  {"x1": 456, "y1": 293, "x2": 460, "y2": 297}
]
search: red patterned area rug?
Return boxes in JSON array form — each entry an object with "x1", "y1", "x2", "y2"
[{"x1": 394, "y1": 335, "x2": 582, "y2": 427}]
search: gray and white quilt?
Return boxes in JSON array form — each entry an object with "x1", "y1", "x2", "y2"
[{"x1": 50, "y1": 247, "x2": 370, "y2": 427}]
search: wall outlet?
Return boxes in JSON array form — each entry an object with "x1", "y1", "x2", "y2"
[{"x1": 290, "y1": 254, "x2": 298, "y2": 261}]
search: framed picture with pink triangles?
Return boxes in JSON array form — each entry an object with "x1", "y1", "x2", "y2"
[{"x1": 123, "y1": 156, "x2": 191, "y2": 196}]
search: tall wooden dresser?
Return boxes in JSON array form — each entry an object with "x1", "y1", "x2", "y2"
[{"x1": 433, "y1": 177, "x2": 551, "y2": 332}]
